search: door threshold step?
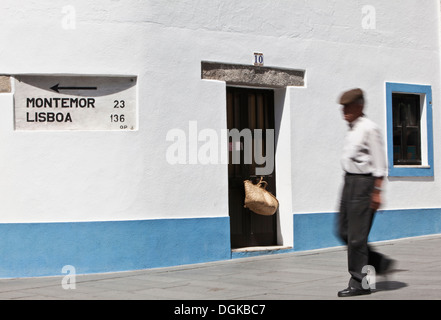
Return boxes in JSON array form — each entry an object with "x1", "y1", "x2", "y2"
[
  {"x1": 231, "y1": 246, "x2": 293, "y2": 258},
  {"x1": 232, "y1": 245, "x2": 291, "y2": 252}
]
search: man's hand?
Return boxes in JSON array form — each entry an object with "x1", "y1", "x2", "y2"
[
  {"x1": 370, "y1": 177, "x2": 383, "y2": 211},
  {"x1": 370, "y1": 190, "x2": 381, "y2": 210}
]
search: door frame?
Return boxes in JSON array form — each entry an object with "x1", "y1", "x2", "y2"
[{"x1": 226, "y1": 86, "x2": 278, "y2": 248}]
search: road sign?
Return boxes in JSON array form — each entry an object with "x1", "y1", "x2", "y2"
[{"x1": 14, "y1": 75, "x2": 137, "y2": 131}]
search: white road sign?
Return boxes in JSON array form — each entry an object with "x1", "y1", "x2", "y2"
[{"x1": 14, "y1": 75, "x2": 137, "y2": 131}]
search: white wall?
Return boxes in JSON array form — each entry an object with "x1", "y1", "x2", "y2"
[
  {"x1": 286, "y1": 0, "x2": 441, "y2": 213},
  {"x1": 0, "y1": 0, "x2": 440, "y2": 231}
]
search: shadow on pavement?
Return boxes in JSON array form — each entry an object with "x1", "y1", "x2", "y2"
[{"x1": 373, "y1": 280, "x2": 408, "y2": 292}]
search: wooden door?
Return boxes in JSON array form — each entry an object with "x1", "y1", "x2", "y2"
[{"x1": 227, "y1": 87, "x2": 277, "y2": 248}]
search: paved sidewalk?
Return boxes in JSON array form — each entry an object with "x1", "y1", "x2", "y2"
[{"x1": 0, "y1": 235, "x2": 440, "y2": 300}]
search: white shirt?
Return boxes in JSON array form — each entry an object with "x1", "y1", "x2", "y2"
[{"x1": 341, "y1": 116, "x2": 387, "y2": 177}]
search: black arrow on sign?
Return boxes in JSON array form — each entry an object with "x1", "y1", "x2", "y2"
[{"x1": 50, "y1": 83, "x2": 97, "y2": 93}]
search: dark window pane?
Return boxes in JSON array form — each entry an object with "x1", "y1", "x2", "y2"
[{"x1": 392, "y1": 93, "x2": 421, "y2": 165}]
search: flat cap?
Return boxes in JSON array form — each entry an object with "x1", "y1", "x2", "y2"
[{"x1": 338, "y1": 88, "x2": 364, "y2": 105}]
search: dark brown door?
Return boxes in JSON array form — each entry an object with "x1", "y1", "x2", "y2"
[{"x1": 227, "y1": 87, "x2": 277, "y2": 248}]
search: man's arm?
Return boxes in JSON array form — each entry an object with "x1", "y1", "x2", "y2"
[{"x1": 369, "y1": 125, "x2": 387, "y2": 211}]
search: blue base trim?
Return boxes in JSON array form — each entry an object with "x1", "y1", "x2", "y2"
[
  {"x1": 0, "y1": 217, "x2": 231, "y2": 278},
  {"x1": 2, "y1": 209, "x2": 440, "y2": 278},
  {"x1": 293, "y1": 212, "x2": 344, "y2": 251},
  {"x1": 293, "y1": 209, "x2": 441, "y2": 251}
]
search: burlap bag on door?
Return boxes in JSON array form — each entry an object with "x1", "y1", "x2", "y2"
[{"x1": 243, "y1": 177, "x2": 279, "y2": 216}]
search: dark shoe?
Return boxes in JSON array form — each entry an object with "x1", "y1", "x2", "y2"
[{"x1": 338, "y1": 286, "x2": 371, "y2": 297}]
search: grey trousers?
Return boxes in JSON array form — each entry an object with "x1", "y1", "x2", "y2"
[{"x1": 338, "y1": 173, "x2": 387, "y2": 289}]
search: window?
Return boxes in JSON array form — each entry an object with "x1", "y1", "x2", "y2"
[
  {"x1": 386, "y1": 83, "x2": 433, "y2": 177},
  {"x1": 393, "y1": 93, "x2": 421, "y2": 165}
]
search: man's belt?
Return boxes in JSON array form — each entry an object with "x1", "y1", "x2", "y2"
[{"x1": 345, "y1": 172, "x2": 373, "y2": 177}]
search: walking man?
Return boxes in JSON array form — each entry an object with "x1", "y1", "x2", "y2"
[{"x1": 337, "y1": 88, "x2": 394, "y2": 297}]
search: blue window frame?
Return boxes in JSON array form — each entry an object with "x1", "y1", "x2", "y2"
[{"x1": 386, "y1": 83, "x2": 433, "y2": 177}]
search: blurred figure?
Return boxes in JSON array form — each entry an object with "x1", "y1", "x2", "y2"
[{"x1": 336, "y1": 88, "x2": 395, "y2": 297}]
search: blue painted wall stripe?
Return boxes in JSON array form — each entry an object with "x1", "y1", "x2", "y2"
[
  {"x1": 293, "y1": 212, "x2": 343, "y2": 251},
  {"x1": 293, "y1": 209, "x2": 441, "y2": 251},
  {"x1": 369, "y1": 209, "x2": 441, "y2": 241},
  {"x1": 0, "y1": 209, "x2": 440, "y2": 278},
  {"x1": 0, "y1": 217, "x2": 231, "y2": 278}
]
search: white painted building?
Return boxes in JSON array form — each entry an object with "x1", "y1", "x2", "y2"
[{"x1": 0, "y1": 0, "x2": 440, "y2": 277}]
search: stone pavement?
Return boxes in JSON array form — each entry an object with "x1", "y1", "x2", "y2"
[{"x1": 0, "y1": 234, "x2": 440, "y2": 300}]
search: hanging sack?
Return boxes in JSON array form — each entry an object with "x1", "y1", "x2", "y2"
[{"x1": 243, "y1": 177, "x2": 279, "y2": 216}]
